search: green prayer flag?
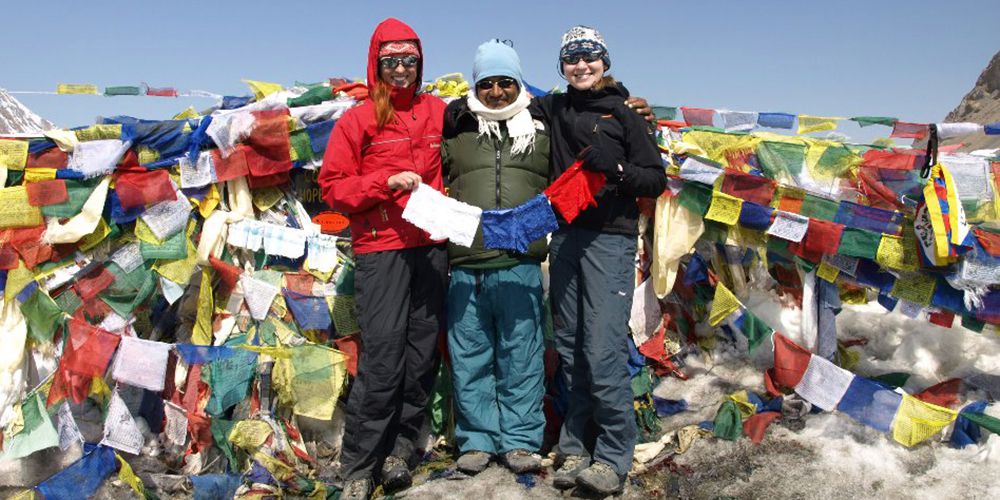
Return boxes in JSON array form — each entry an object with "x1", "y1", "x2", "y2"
[
  {"x1": 702, "y1": 220, "x2": 729, "y2": 243},
  {"x1": 104, "y1": 86, "x2": 142, "y2": 96},
  {"x1": 100, "y1": 263, "x2": 157, "y2": 318},
  {"x1": 210, "y1": 418, "x2": 240, "y2": 471},
  {"x1": 677, "y1": 182, "x2": 712, "y2": 217},
  {"x1": 54, "y1": 289, "x2": 82, "y2": 315},
  {"x1": 22, "y1": 288, "x2": 63, "y2": 344},
  {"x1": 290, "y1": 129, "x2": 314, "y2": 162},
  {"x1": 331, "y1": 295, "x2": 359, "y2": 336},
  {"x1": 140, "y1": 228, "x2": 188, "y2": 261},
  {"x1": 428, "y1": 362, "x2": 454, "y2": 438},
  {"x1": 962, "y1": 315, "x2": 985, "y2": 333},
  {"x1": 651, "y1": 106, "x2": 678, "y2": 121},
  {"x1": 757, "y1": 141, "x2": 805, "y2": 178},
  {"x1": 814, "y1": 144, "x2": 858, "y2": 179},
  {"x1": 287, "y1": 86, "x2": 333, "y2": 108},
  {"x1": 964, "y1": 411, "x2": 1000, "y2": 436},
  {"x1": 5, "y1": 170, "x2": 24, "y2": 188},
  {"x1": 800, "y1": 194, "x2": 840, "y2": 221},
  {"x1": 740, "y1": 311, "x2": 773, "y2": 353},
  {"x1": 850, "y1": 116, "x2": 897, "y2": 128},
  {"x1": 630, "y1": 368, "x2": 654, "y2": 398},
  {"x1": 334, "y1": 262, "x2": 355, "y2": 295},
  {"x1": 838, "y1": 228, "x2": 881, "y2": 260},
  {"x1": 872, "y1": 372, "x2": 910, "y2": 389},
  {"x1": 40, "y1": 178, "x2": 102, "y2": 218},
  {"x1": 204, "y1": 349, "x2": 258, "y2": 416},
  {"x1": 713, "y1": 400, "x2": 743, "y2": 441},
  {"x1": 0, "y1": 394, "x2": 59, "y2": 460}
]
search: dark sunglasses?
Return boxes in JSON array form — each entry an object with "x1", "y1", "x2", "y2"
[
  {"x1": 379, "y1": 55, "x2": 419, "y2": 69},
  {"x1": 475, "y1": 78, "x2": 518, "y2": 91},
  {"x1": 560, "y1": 52, "x2": 604, "y2": 65}
]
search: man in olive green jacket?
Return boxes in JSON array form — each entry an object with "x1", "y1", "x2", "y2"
[{"x1": 441, "y1": 39, "x2": 550, "y2": 476}]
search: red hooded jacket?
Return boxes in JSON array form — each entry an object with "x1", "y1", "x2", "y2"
[{"x1": 318, "y1": 18, "x2": 447, "y2": 254}]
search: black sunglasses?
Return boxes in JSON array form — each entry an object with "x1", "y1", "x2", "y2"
[
  {"x1": 560, "y1": 52, "x2": 603, "y2": 65},
  {"x1": 476, "y1": 78, "x2": 518, "y2": 91},
  {"x1": 379, "y1": 55, "x2": 419, "y2": 69}
]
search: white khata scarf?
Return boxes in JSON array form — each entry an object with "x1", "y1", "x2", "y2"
[{"x1": 466, "y1": 89, "x2": 535, "y2": 156}]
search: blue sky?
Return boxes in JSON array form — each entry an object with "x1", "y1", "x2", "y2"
[{"x1": 4, "y1": 0, "x2": 998, "y2": 144}]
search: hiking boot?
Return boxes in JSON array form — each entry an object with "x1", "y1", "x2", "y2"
[
  {"x1": 380, "y1": 455, "x2": 412, "y2": 491},
  {"x1": 576, "y1": 461, "x2": 624, "y2": 496},
  {"x1": 552, "y1": 454, "x2": 588, "y2": 490},
  {"x1": 503, "y1": 449, "x2": 542, "y2": 474},
  {"x1": 456, "y1": 450, "x2": 492, "y2": 474},
  {"x1": 341, "y1": 478, "x2": 372, "y2": 500}
]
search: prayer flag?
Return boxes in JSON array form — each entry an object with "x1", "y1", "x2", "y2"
[
  {"x1": 850, "y1": 116, "x2": 897, "y2": 127},
  {"x1": 891, "y1": 394, "x2": 957, "y2": 447},
  {"x1": 243, "y1": 79, "x2": 284, "y2": 100},
  {"x1": 57, "y1": 83, "x2": 99, "y2": 95},
  {"x1": 756, "y1": 112, "x2": 796, "y2": 130},
  {"x1": 890, "y1": 121, "x2": 929, "y2": 140},
  {"x1": 765, "y1": 333, "x2": 811, "y2": 395},
  {"x1": 681, "y1": 107, "x2": 715, "y2": 127},
  {"x1": 36, "y1": 445, "x2": 117, "y2": 500},
  {"x1": 797, "y1": 115, "x2": 840, "y2": 135},
  {"x1": 273, "y1": 343, "x2": 347, "y2": 420}
]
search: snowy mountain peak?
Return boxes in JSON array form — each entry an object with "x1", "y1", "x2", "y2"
[{"x1": 0, "y1": 88, "x2": 53, "y2": 134}]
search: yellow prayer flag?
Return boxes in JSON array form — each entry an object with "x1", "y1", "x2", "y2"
[
  {"x1": 74, "y1": 124, "x2": 122, "y2": 142},
  {"x1": 199, "y1": 185, "x2": 221, "y2": 218},
  {"x1": 115, "y1": 453, "x2": 147, "y2": 499},
  {"x1": 816, "y1": 261, "x2": 841, "y2": 283},
  {"x1": 192, "y1": 268, "x2": 214, "y2": 345},
  {"x1": 272, "y1": 343, "x2": 347, "y2": 421},
  {"x1": 228, "y1": 420, "x2": 273, "y2": 450},
  {"x1": 252, "y1": 186, "x2": 284, "y2": 212},
  {"x1": 137, "y1": 146, "x2": 160, "y2": 165},
  {"x1": 56, "y1": 83, "x2": 99, "y2": 95},
  {"x1": 704, "y1": 190, "x2": 743, "y2": 226},
  {"x1": 797, "y1": 115, "x2": 841, "y2": 135},
  {"x1": 23, "y1": 168, "x2": 58, "y2": 182},
  {"x1": 891, "y1": 394, "x2": 957, "y2": 447},
  {"x1": 0, "y1": 187, "x2": 43, "y2": 229},
  {"x1": 242, "y1": 79, "x2": 284, "y2": 100},
  {"x1": 172, "y1": 106, "x2": 200, "y2": 120},
  {"x1": 89, "y1": 376, "x2": 112, "y2": 405},
  {"x1": 4, "y1": 260, "x2": 35, "y2": 303},
  {"x1": 134, "y1": 218, "x2": 164, "y2": 245},
  {"x1": 708, "y1": 282, "x2": 742, "y2": 326},
  {"x1": 0, "y1": 140, "x2": 29, "y2": 170},
  {"x1": 153, "y1": 241, "x2": 199, "y2": 285},
  {"x1": 890, "y1": 273, "x2": 937, "y2": 306},
  {"x1": 876, "y1": 234, "x2": 919, "y2": 272},
  {"x1": 78, "y1": 218, "x2": 112, "y2": 252},
  {"x1": 5, "y1": 489, "x2": 35, "y2": 500},
  {"x1": 726, "y1": 390, "x2": 757, "y2": 419}
]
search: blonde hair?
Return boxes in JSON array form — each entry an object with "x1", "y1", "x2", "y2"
[{"x1": 592, "y1": 75, "x2": 617, "y2": 92}]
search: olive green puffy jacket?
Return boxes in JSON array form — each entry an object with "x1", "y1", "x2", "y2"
[{"x1": 441, "y1": 99, "x2": 551, "y2": 266}]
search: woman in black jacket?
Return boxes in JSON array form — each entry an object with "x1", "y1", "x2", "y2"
[{"x1": 533, "y1": 25, "x2": 667, "y2": 496}]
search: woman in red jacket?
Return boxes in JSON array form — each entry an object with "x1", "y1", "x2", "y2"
[{"x1": 318, "y1": 18, "x2": 448, "y2": 500}]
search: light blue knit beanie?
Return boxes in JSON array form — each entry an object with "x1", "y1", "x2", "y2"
[{"x1": 472, "y1": 39, "x2": 523, "y2": 88}]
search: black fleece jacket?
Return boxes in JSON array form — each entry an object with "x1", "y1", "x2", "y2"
[{"x1": 531, "y1": 82, "x2": 666, "y2": 235}]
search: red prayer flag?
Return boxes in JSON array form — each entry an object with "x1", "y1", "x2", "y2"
[
  {"x1": 938, "y1": 143, "x2": 965, "y2": 153},
  {"x1": 861, "y1": 150, "x2": 922, "y2": 170},
  {"x1": 743, "y1": 411, "x2": 782, "y2": 444},
  {"x1": 26, "y1": 179, "x2": 69, "y2": 206},
  {"x1": 48, "y1": 318, "x2": 121, "y2": 405},
  {"x1": 974, "y1": 229, "x2": 1000, "y2": 257},
  {"x1": 764, "y1": 332, "x2": 812, "y2": 396},
  {"x1": 25, "y1": 148, "x2": 68, "y2": 169},
  {"x1": 0, "y1": 246, "x2": 19, "y2": 270},
  {"x1": 74, "y1": 266, "x2": 116, "y2": 301},
  {"x1": 247, "y1": 170, "x2": 290, "y2": 188},
  {"x1": 801, "y1": 219, "x2": 845, "y2": 257},
  {"x1": 657, "y1": 120, "x2": 688, "y2": 131},
  {"x1": 209, "y1": 256, "x2": 242, "y2": 296},
  {"x1": 543, "y1": 160, "x2": 607, "y2": 223},
  {"x1": 8, "y1": 226, "x2": 53, "y2": 268},
  {"x1": 720, "y1": 170, "x2": 775, "y2": 206},
  {"x1": 145, "y1": 85, "x2": 179, "y2": 97},
  {"x1": 212, "y1": 146, "x2": 251, "y2": 182},
  {"x1": 914, "y1": 378, "x2": 962, "y2": 408},
  {"x1": 284, "y1": 272, "x2": 315, "y2": 296},
  {"x1": 928, "y1": 310, "x2": 955, "y2": 328},
  {"x1": 334, "y1": 335, "x2": 360, "y2": 376},
  {"x1": 114, "y1": 168, "x2": 177, "y2": 209},
  {"x1": 890, "y1": 121, "x2": 929, "y2": 140},
  {"x1": 332, "y1": 82, "x2": 369, "y2": 101},
  {"x1": 245, "y1": 109, "x2": 292, "y2": 178},
  {"x1": 681, "y1": 107, "x2": 715, "y2": 127}
]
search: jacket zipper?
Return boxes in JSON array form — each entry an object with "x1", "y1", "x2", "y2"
[{"x1": 494, "y1": 137, "x2": 502, "y2": 209}]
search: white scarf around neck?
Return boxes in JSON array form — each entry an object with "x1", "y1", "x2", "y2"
[{"x1": 466, "y1": 90, "x2": 535, "y2": 156}]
